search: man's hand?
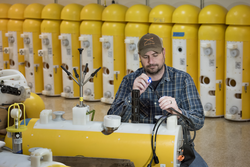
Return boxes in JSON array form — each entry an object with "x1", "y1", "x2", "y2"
[
  {"x1": 158, "y1": 96, "x2": 182, "y2": 114},
  {"x1": 133, "y1": 73, "x2": 151, "y2": 95}
]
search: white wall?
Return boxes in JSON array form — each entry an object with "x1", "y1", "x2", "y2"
[{"x1": 0, "y1": 0, "x2": 249, "y2": 10}]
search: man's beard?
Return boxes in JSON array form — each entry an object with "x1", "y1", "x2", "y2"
[{"x1": 142, "y1": 63, "x2": 164, "y2": 75}]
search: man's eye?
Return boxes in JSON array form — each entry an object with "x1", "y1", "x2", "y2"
[
  {"x1": 142, "y1": 56, "x2": 148, "y2": 59},
  {"x1": 153, "y1": 54, "x2": 158, "y2": 57}
]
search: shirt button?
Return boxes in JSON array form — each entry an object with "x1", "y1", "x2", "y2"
[
  {"x1": 128, "y1": 101, "x2": 130, "y2": 103},
  {"x1": 154, "y1": 102, "x2": 157, "y2": 105}
]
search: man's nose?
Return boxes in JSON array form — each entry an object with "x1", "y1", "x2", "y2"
[{"x1": 148, "y1": 56, "x2": 155, "y2": 64}]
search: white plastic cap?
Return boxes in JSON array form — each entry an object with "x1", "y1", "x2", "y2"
[{"x1": 104, "y1": 115, "x2": 121, "y2": 128}]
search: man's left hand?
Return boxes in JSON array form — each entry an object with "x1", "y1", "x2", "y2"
[{"x1": 158, "y1": 96, "x2": 182, "y2": 115}]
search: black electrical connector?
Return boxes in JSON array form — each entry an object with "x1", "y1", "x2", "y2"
[
  {"x1": 84, "y1": 63, "x2": 88, "y2": 74},
  {"x1": 91, "y1": 67, "x2": 101, "y2": 77},
  {"x1": 61, "y1": 65, "x2": 71, "y2": 76},
  {"x1": 73, "y1": 68, "x2": 79, "y2": 79}
]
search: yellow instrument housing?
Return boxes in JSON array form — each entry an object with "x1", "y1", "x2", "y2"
[
  {"x1": 225, "y1": 25, "x2": 250, "y2": 120},
  {"x1": 172, "y1": 24, "x2": 199, "y2": 87},
  {"x1": 198, "y1": 24, "x2": 226, "y2": 117},
  {"x1": 102, "y1": 22, "x2": 126, "y2": 96},
  {"x1": 41, "y1": 20, "x2": 63, "y2": 96},
  {"x1": 80, "y1": 21, "x2": 103, "y2": 100}
]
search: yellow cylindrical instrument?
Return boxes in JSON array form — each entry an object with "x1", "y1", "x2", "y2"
[
  {"x1": 172, "y1": 4, "x2": 200, "y2": 87},
  {"x1": 198, "y1": 4, "x2": 227, "y2": 117},
  {"x1": 100, "y1": 4, "x2": 128, "y2": 104},
  {"x1": 5, "y1": 115, "x2": 183, "y2": 167},
  {"x1": 21, "y1": 3, "x2": 44, "y2": 94},
  {"x1": 40, "y1": 3, "x2": 64, "y2": 96},
  {"x1": 60, "y1": 4, "x2": 83, "y2": 98},
  {"x1": 224, "y1": 5, "x2": 250, "y2": 121},
  {"x1": 79, "y1": 3, "x2": 104, "y2": 101}
]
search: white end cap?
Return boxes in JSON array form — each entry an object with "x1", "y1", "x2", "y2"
[{"x1": 104, "y1": 115, "x2": 121, "y2": 128}]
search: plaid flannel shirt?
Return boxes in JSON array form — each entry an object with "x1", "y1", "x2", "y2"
[{"x1": 107, "y1": 65, "x2": 205, "y2": 142}]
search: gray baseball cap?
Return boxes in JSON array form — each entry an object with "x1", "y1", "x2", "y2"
[{"x1": 138, "y1": 33, "x2": 163, "y2": 56}]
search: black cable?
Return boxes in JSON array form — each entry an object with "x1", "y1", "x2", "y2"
[
  {"x1": 147, "y1": 90, "x2": 196, "y2": 166},
  {"x1": 148, "y1": 115, "x2": 166, "y2": 167}
]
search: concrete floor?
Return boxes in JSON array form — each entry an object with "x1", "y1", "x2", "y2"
[{"x1": 38, "y1": 95, "x2": 250, "y2": 167}]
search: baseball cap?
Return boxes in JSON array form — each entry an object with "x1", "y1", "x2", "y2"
[{"x1": 138, "y1": 33, "x2": 163, "y2": 56}]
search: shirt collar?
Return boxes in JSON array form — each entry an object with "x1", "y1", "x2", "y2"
[{"x1": 164, "y1": 65, "x2": 171, "y2": 82}]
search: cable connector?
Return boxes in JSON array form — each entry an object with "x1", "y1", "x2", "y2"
[
  {"x1": 154, "y1": 155, "x2": 159, "y2": 164},
  {"x1": 91, "y1": 67, "x2": 101, "y2": 77},
  {"x1": 73, "y1": 68, "x2": 79, "y2": 79}
]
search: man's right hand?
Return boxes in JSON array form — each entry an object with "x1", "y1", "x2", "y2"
[{"x1": 132, "y1": 73, "x2": 151, "y2": 95}]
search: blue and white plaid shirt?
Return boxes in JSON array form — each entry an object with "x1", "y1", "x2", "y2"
[{"x1": 107, "y1": 65, "x2": 205, "y2": 133}]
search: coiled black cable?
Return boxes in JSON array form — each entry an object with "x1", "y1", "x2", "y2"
[{"x1": 147, "y1": 90, "x2": 196, "y2": 166}]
